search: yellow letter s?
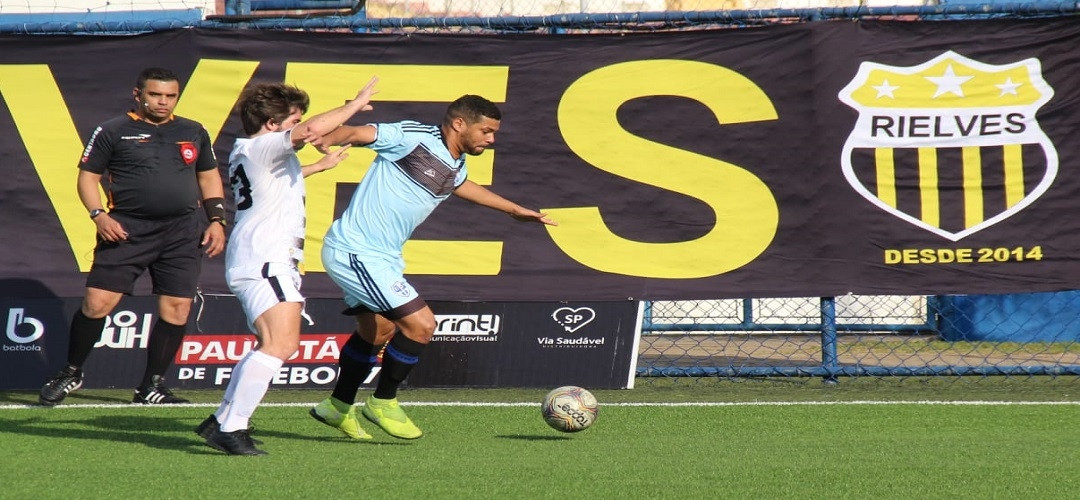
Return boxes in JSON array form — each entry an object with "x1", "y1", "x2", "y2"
[{"x1": 548, "y1": 59, "x2": 779, "y2": 279}]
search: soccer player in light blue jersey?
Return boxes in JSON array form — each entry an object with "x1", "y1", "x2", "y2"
[{"x1": 309, "y1": 95, "x2": 556, "y2": 440}]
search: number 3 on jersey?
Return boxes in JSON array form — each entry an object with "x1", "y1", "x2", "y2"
[{"x1": 230, "y1": 162, "x2": 253, "y2": 210}]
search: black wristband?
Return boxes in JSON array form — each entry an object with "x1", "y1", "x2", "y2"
[{"x1": 203, "y1": 197, "x2": 226, "y2": 222}]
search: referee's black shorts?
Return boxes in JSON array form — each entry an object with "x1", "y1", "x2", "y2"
[{"x1": 86, "y1": 212, "x2": 202, "y2": 297}]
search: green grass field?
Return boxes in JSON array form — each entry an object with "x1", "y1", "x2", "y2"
[{"x1": 2, "y1": 378, "x2": 1078, "y2": 499}]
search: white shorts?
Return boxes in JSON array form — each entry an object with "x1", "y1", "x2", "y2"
[
  {"x1": 321, "y1": 245, "x2": 423, "y2": 319},
  {"x1": 226, "y1": 262, "x2": 306, "y2": 333}
]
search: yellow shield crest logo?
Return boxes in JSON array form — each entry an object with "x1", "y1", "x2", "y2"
[{"x1": 837, "y1": 51, "x2": 1056, "y2": 241}]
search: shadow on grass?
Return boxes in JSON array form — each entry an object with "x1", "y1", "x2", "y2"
[
  {"x1": 0, "y1": 391, "x2": 38, "y2": 405},
  {"x1": 0, "y1": 390, "x2": 130, "y2": 406},
  {"x1": 495, "y1": 434, "x2": 572, "y2": 441},
  {"x1": 0, "y1": 413, "x2": 354, "y2": 454}
]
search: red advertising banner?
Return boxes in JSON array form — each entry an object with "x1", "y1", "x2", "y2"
[{"x1": 2, "y1": 21, "x2": 1080, "y2": 301}]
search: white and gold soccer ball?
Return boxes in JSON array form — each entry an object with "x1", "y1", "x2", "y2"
[{"x1": 541, "y1": 385, "x2": 598, "y2": 432}]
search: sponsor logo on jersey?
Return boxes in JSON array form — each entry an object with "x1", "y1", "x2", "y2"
[{"x1": 179, "y1": 142, "x2": 198, "y2": 165}]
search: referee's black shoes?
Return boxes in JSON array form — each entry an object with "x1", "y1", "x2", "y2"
[
  {"x1": 132, "y1": 375, "x2": 190, "y2": 404},
  {"x1": 39, "y1": 367, "x2": 84, "y2": 406}
]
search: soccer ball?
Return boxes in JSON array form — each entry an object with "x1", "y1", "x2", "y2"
[{"x1": 541, "y1": 385, "x2": 598, "y2": 432}]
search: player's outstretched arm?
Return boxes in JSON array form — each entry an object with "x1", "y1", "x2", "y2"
[
  {"x1": 308, "y1": 124, "x2": 377, "y2": 152},
  {"x1": 290, "y1": 76, "x2": 378, "y2": 149},
  {"x1": 453, "y1": 180, "x2": 557, "y2": 226},
  {"x1": 302, "y1": 144, "x2": 352, "y2": 178}
]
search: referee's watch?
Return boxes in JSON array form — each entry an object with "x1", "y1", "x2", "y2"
[{"x1": 89, "y1": 209, "x2": 106, "y2": 219}]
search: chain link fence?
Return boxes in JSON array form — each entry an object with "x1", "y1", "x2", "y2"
[{"x1": 641, "y1": 294, "x2": 1080, "y2": 381}]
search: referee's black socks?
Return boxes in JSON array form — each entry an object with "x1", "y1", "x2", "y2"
[
  {"x1": 141, "y1": 319, "x2": 186, "y2": 388},
  {"x1": 66, "y1": 309, "x2": 107, "y2": 371}
]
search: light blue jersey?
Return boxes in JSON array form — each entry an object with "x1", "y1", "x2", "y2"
[
  {"x1": 323, "y1": 120, "x2": 467, "y2": 314},
  {"x1": 326, "y1": 120, "x2": 466, "y2": 255}
]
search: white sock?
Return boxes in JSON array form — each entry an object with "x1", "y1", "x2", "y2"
[
  {"x1": 217, "y1": 350, "x2": 283, "y2": 433},
  {"x1": 214, "y1": 359, "x2": 244, "y2": 421}
]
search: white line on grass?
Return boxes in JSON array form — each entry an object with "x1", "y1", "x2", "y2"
[{"x1": 2, "y1": 400, "x2": 1079, "y2": 410}]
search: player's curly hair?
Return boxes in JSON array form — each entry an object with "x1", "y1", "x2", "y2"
[
  {"x1": 444, "y1": 94, "x2": 501, "y2": 126},
  {"x1": 237, "y1": 83, "x2": 311, "y2": 135}
]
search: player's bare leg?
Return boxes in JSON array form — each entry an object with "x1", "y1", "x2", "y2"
[{"x1": 205, "y1": 302, "x2": 302, "y2": 455}]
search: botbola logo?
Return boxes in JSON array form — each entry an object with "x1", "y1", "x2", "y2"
[
  {"x1": 838, "y1": 51, "x2": 1057, "y2": 241},
  {"x1": 6, "y1": 308, "x2": 44, "y2": 344}
]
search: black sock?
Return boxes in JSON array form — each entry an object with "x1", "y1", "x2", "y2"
[
  {"x1": 140, "y1": 319, "x2": 186, "y2": 388},
  {"x1": 331, "y1": 333, "x2": 382, "y2": 405},
  {"x1": 374, "y1": 334, "x2": 427, "y2": 400},
  {"x1": 66, "y1": 309, "x2": 107, "y2": 372}
]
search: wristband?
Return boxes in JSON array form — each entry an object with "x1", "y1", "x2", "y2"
[{"x1": 203, "y1": 197, "x2": 226, "y2": 222}]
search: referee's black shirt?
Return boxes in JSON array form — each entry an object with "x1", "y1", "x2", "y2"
[{"x1": 79, "y1": 111, "x2": 218, "y2": 219}]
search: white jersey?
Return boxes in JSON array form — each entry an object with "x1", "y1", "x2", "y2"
[{"x1": 225, "y1": 130, "x2": 306, "y2": 275}]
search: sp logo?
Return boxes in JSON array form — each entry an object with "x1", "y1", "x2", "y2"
[
  {"x1": 837, "y1": 51, "x2": 1057, "y2": 241},
  {"x1": 551, "y1": 307, "x2": 596, "y2": 333}
]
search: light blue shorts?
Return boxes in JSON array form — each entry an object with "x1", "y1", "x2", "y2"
[{"x1": 322, "y1": 245, "x2": 423, "y2": 318}]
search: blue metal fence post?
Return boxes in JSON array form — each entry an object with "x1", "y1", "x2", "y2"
[
  {"x1": 223, "y1": 0, "x2": 250, "y2": 16},
  {"x1": 741, "y1": 298, "x2": 754, "y2": 328},
  {"x1": 820, "y1": 297, "x2": 839, "y2": 383}
]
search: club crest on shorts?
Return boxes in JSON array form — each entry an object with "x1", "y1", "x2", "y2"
[
  {"x1": 391, "y1": 281, "x2": 411, "y2": 297},
  {"x1": 179, "y1": 142, "x2": 198, "y2": 165},
  {"x1": 837, "y1": 51, "x2": 1057, "y2": 242}
]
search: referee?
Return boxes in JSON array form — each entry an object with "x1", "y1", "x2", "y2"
[{"x1": 39, "y1": 67, "x2": 227, "y2": 406}]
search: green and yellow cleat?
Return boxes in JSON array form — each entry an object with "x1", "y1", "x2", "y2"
[
  {"x1": 361, "y1": 396, "x2": 423, "y2": 439},
  {"x1": 309, "y1": 398, "x2": 373, "y2": 440}
]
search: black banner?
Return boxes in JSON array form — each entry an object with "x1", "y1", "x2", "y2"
[
  {"x1": 2, "y1": 21, "x2": 1080, "y2": 301},
  {"x1": 0, "y1": 296, "x2": 640, "y2": 390}
]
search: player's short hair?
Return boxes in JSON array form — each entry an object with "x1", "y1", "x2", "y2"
[
  {"x1": 136, "y1": 67, "x2": 180, "y2": 91},
  {"x1": 444, "y1": 95, "x2": 501, "y2": 126},
  {"x1": 236, "y1": 82, "x2": 311, "y2": 135}
]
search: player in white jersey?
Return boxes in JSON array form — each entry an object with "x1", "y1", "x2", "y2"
[
  {"x1": 197, "y1": 77, "x2": 379, "y2": 455},
  {"x1": 308, "y1": 95, "x2": 557, "y2": 440}
]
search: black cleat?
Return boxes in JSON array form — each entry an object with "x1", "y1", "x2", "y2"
[
  {"x1": 133, "y1": 376, "x2": 190, "y2": 404},
  {"x1": 196, "y1": 414, "x2": 262, "y2": 445},
  {"x1": 205, "y1": 429, "x2": 267, "y2": 456},
  {"x1": 195, "y1": 415, "x2": 219, "y2": 440},
  {"x1": 39, "y1": 367, "x2": 84, "y2": 407}
]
